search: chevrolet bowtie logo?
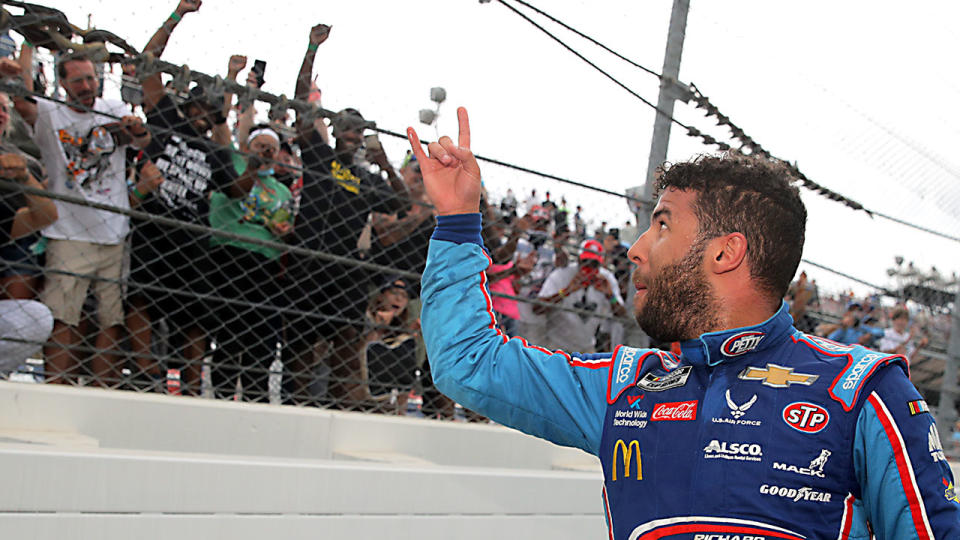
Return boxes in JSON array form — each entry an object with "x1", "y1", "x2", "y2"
[{"x1": 738, "y1": 363, "x2": 819, "y2": 388}]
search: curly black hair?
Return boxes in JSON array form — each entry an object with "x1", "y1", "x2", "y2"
[{"x1": 656, "y1": 152, "x2": 807, "y2": 304}]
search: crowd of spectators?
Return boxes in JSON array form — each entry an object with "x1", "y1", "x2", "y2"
[{"x1": 0, "y1": 1, "x2": 953, "y2": 420}]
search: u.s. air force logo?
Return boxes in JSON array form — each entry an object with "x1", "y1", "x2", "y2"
[{"x1": 637, "y1": 365, "x2": 692, "y2": 392}]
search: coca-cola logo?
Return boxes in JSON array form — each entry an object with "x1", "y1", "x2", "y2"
[{"x1": 651, "y1": 400, "x2": 698, "y2": 421}]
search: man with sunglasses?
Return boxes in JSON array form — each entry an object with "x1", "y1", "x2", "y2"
[
  {"x1": 5, "y1": 48, "x2": 151, "y2": 386},
  {"x1": 535, "y1": 239, "x2": 625, "y2": 353}
]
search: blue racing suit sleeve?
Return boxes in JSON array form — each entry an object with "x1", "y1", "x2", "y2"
[
  {"x1": 421, "y1": 214, "x2": 610, "y2": 455},
  {"x1": 853, "y1": 366, "x2": 960, "y2": 539}
]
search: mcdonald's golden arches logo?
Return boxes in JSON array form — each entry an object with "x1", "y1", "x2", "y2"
[{"x1": 612, "y1": 439, "x2": 642, "y2": 481}]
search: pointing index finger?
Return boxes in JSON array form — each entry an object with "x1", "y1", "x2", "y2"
[{"x1": 457, "y1": 107, "x2": 470, "y2": 150}]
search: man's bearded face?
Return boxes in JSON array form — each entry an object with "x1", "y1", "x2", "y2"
[{"x1": 633, "y1": 239, "x2": 721, "y2": 343}]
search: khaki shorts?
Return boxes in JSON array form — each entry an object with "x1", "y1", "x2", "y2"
[{"x1": 41, "y1": 239, "x2": 125, "y2": 327}]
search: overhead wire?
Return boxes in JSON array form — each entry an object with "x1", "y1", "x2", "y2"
[{"x1": 492, "y1": 0, "x2": 960, "y2": 245}]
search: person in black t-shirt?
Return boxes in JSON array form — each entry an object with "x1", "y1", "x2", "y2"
[
  {"x1": 125, "y1": 0, "x2": 246, "y2": 394},
  {"x1": 370, "y1": 154, "x2": 435, "y2": 283},
  {"x1": 283, "y1": 107, "x2": 407, "y2": 406}
]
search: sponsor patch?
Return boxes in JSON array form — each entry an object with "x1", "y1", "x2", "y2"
[
  {"x1": 944, "y1": 478, "x2": 959, "y2": 504},
  {"x1": 615, "y1": 347, "x2": 640, "y2": 385},
  {"x1": 692, "y1": 536, "x2": 770, "y2": 540},
  {"x1": 627, "y1": 394, "x2": 644, "y2": 408},
  {"x1": 841, "y1": 353, "x2": 882, "y2": 391},
  {"x1": 930, "y1": 423, "x2": 947, "y2": 462},
  {"x1": 637, "y1": 365, "x2": 692, "y2": 392},
  {"x1": 908, "y1": 399, "x2": 930, "y2": 416},
  {"x1": 740, "y1": 363, "x2": 818, "y2": 388},
  {"x1": 703, "y1": 439, "x2": 762, "y2": 462},
  {"x1": 721, "y1": 331, "x2": 765, "y2": 357},
  {"x1": 759, "y1": 484, "x2": 832, "y2": 503},
  {"x1": 782, "y1": 402, "x2": 830, "y2": 433},
  {"x1": 651, "y1": 400, "x2": 698, "y2": 421},
  {"x1": 612, "y1": 408, "x2": 648, "y2": 429},
  {"x1": 773, "y1": 449, "x2": 831, "y2": 478},
  {"x1": 611, "y1": 439, "x2": 642, "y2": 481},
  {"x1": 805, "y1": 335, "x2": 855, "y2": 353}
]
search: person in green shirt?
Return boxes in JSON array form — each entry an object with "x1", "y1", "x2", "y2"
[{"x1": 208, "y1": 125, "x2": 293, "y2": 401}]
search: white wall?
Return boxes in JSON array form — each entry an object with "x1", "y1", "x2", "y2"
[{"x1": 0, "y1": 382, "x2": 605, "y2": 540}]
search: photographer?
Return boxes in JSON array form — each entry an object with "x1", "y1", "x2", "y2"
[
  {"x1": 3, "y1": 52, "x2": 150, "y2": 387},
  {"x1": 534, "y1": 239, "x2": 625, "y2": 353}
]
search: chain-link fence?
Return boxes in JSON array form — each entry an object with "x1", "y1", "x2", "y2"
[{"x1": 0, "y1": 1, "x2": 955, "y2": 426}]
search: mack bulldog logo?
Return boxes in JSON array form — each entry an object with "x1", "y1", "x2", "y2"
[
  {"x1": 651, "y1": 400, "x2": 697, "y2": 421},
  {"x1": 782, "y1": 402, "x2": 830, "y2": 433},
  {"x1": 721, "y1": 331, "x2": 765, "y2": 356},
  {"x1": 773, "y1": 449, "x2": 831, "y2": 478},
  {"x1": 637, "y1": 365, "x2": 692, "y2": 392}
]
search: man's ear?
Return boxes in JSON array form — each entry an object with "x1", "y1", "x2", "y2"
[{"x1": 707, "y1": 232, "x2": 747, "y2": 275}]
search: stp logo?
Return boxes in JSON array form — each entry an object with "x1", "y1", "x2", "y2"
[
  {"x1": 651, "y1": 400, "x2": 698, "y2": 421},
  {"x1": 782, "y1": 402, "x2": 830, "y2": 433},
  {"x1": 721, "y1": 331, "x2": 765, "y2": 356}
]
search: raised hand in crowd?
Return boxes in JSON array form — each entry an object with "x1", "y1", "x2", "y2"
[
  {"x1": 0, "y1": 153, "x2": 57, "y2": 239},
  {"x1": 176, "y1": 0, "x2": 202, "y2": 15},
  {"x1": 227, "y1": 55, "x2": 247, "y2": 80},
  {"x1": 128, "y1": 159, "x2": 165, "y2": 207},
  {"x1": 406, "y1": 107, "x2": 481, "y2": 216},
  {"x1": 309, "y1": 23, "x2": 332, "y2": 46},
  {"x1": 0, "y1": 59, "x2": 36, "y2": 125},
  {"x1": 119, "y1": 115, "x2": 151, "y2": 149},
  {"x1": 295, "y1": 24, "x2": 333, "y2": 143}
]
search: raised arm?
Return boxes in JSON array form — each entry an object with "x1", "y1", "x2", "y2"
[
  {"x1": 141, "y1": 0, "x2": 202, "y2": 112},
  {"x1": 0, "y1": 154, "x2": 57, "y2": 237},
  {"x1": 0, "y1": 58, "x2": 36, "y2": 126},
  {"x1": 294, "y1": 24, "x2": 331, "y2": 143}
]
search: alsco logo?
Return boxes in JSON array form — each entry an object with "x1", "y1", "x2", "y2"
[
  {"x1": 721, "y1": 331, "x2": 765, "y2": 356},
  {"x1": 782, "y1": 402, "x2": 830, "y2": 433},
  {"x1": 651, "y1": 400, "x2": 698, "y2": 421},
  {"x1": 612, "y1": 439, "x2": 642, "y2": 481}
]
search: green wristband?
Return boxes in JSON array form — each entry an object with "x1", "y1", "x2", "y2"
[
  {"x1": 169, "y1": 12, "x2": 182, "y2": 23},
  {"x1": 308, "y1": 42, "x2": 319, "y2": 52},
  {"x1": 609, "y1": 296, "x2": 618, "y2": 306},
  {"x1": 22, "y1": 40, "x2": 32, "y2": 49},
  {"x1": 132, "y1": 187, "x2": 147, "y2": 200}
]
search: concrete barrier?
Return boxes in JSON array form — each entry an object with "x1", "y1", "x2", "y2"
[{"x1": 0, "y1": 381, "x2": 605, "y2": 540}]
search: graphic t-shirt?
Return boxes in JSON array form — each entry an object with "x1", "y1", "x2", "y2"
[
  {"x1": 295, "y1": 130, "x2": 399, "y2": 257},
  {"x1": 208, "y1": 171, "x2": 293, "y2": 260},
  {"x1": 143, "y1": 94, "x2": 236, "y2": 223},
  {"x1": 538, "y1": 264, "x2": 623, "y2": 353},
  {"x1": 31, "y1": 97, "x2": 132, "y2": 244}
]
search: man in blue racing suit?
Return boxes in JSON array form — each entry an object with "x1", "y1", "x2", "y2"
[{"x1": 405, "y1": 108, "x2": 960, "y2": 539}]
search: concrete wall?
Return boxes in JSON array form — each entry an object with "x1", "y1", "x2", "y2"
[{"x1": 0, "y1": 382, "x2": 605, "y2": 540}]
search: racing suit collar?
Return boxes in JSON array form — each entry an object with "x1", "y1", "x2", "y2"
[{"x1": 679, "y1": 301, "x2": 794, "y2": 367}]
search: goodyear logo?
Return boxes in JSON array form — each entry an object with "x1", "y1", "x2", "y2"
[
  {"x1": 612, "y1": 439, "x2": 642, "y2": 481},
  {"x1": 721, "y1": 331, "x2": 765, "y2": 357}
]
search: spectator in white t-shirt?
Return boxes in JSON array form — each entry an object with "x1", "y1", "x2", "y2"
[
  {"x1": 878, "y1": 307, "x2": 927, "y2": 363},
  {"x1": 534, "y1": 239, "x2": 626, "y2": 353},
  {"x1": 6, "y1": 51, "x2": 151, "y2": 386}
]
